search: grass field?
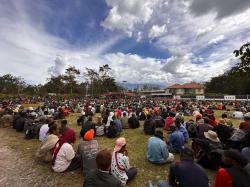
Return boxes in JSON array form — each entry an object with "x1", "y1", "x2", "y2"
[{"x1": 1, "y1": 106, "x2": 242, "y2": 187}]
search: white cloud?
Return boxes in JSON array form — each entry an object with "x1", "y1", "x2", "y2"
[
  {"x1": 148, "y1": 24, "x2": 167, "y2": 40},
  {"x1": 208, "y1": 35, "x2": 225, "y2": 45}
]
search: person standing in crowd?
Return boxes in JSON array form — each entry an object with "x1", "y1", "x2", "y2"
[
  {"x1": 168, "y1": 125, "x2": 185, "y2": 153},
  {"x1": 147, "y1": 129, "x2": 174, "y2": 164},
  {"x1": 52, "y1": 125, "x2": 80, "y2": 172},
  {"x1": 77, "y1": 129, "x2": 98, "y2": 176},
  {"x1": 84, "y1": 149, "x2": 121, "y2": 187},
  {"x1": 111, "y1": 137, "x2": 137, "y2": 186},
  {"x1": 36, "y1": 123, "x2": 59, "y2": 162},
  {"x1": 128, "y1": 113, "x2": 140, "y2": 129},
  {"x1": 214, "y1": 149, "x2": 250, "y2": 187},
  {"x1": 150, "y1": 146, "x2": 209, "y2": 187}
]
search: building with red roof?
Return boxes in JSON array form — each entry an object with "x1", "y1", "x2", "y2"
[{"x1": 166, "y1": 82, "x2": 204, "y2": 96}]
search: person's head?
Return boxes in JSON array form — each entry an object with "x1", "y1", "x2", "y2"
[
  {"x1": 169, "y1": 111, "x2": 175, "y2": 117},
  {"x1": 88, "y1": 116, "x2": 93, "y2": 122},
  {"x1": 114, "y1": 137, "x2": 127, "y2": 153},
  {"x1": 123, "y1": 112, "x2": 127, "y2": 117},
  {"x1": 243, "y1": 113, "x2": 250, "y2": 121},
  {"x1": 96, "y1": 149, "x2": 112, "y2": 171},
  {"x1": 204, "y1": 130, "x2": 220, "y2": 143},
  {"x1": 154, "y1": 129, "x2": 164, "y2": 139},
  {"x1": 83, "y1": 129, "x2": 95, "y2": 141},
  {"x1": 97, "y1": 116, "x2": 102, "y2": 123},
  {"x1": 175, "y1": 117, "x2": 181, "y2": 128},
  {"x1": 222, "y1": 149, "x2": 248, "y2": 168},
  {"x1": 61, "y1": 119, "x2": 67, "y2": 127},
  {"x1": 180, "y1": 146, "x2": 194, "y2": 160},
  {"x1": 218, "y1": 118, "x2": 225, "y2": 125},
  {"x1": 169, "y1": 125, "x2": 176, "y2": 133},
  {"x1": 221, "y1": 113, "x2": 228, "y2": 119},
  {"x1": 203, "y1": 117, "x2": 210, "y2": 124},
  {"x1": 48, "y1": 123, "x2": 59, "y2": 135}
]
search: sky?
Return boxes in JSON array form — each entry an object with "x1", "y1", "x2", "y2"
[{"x1": 0, "y1": 0, "x2": 250, "y2": 86}]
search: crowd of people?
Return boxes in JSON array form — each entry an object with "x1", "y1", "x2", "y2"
[{"x1": 0, "y1": 96, "x2": 250, "y2": 187}]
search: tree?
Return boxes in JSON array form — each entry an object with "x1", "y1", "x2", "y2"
[
  {"x1": 206, "y1": 42, "x2": 250, "y2": 94},
  {"x1": 42, "y1": 75, "x2": 65, "y2": 94},
  {"x1": 0, "y1": 74, "x2": 25, "y2": 94},
  {"x1": 233, "y1": 42, "x2": 250, "y2": 74},
  {"x1": 63, "y1": 66, "x2": 80, "y2": 94}
]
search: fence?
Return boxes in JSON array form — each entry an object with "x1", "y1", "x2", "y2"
[{"x1": 177, "y1": 95, "x2": 250, "y2": 101}]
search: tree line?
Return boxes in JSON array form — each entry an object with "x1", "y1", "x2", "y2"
[
  {"x1": 205, "y1": 42, "x2": 250, "y2": 94},
  {"x1": 0, "y1": 64, "x2": 121, "y2": 96}
]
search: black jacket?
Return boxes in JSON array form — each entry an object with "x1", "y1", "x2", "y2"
[{"x1": 84, "y1": 169, "x2": 120, "y2": 187}]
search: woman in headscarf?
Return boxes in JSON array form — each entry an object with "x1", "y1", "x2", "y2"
[{"x1": 52, "y1": 125, "x2": 80, "y2": 172}]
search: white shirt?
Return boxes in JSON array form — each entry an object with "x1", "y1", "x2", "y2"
[
  {"x1": 39, "y1": 124, "x2": 49, "y2": 141},
  {"x1": 52, "y1": 143, "x2": 75, "y2": 172},
  {"x1": 111, "y1": 152, "x2": 130, "y2": 186},
  {"x1": 233, "y1": 111, "x2": 243, "y2": 119}
]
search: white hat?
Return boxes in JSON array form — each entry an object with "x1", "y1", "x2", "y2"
[{"x1": 204, "y1": 130, "x2": 220, "y2": 142}]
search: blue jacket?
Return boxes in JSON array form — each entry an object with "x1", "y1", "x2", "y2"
[
  {"x1": 168, "y1": 131, "x2": 185, "y2": 152},
  {"x1": 147, "y1": 136, "x2": 169, "y2": 164},
  {"x1": 178, "y1": 124, "x2": 189, "y2": 143}
]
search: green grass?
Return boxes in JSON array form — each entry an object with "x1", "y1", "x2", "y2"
[{"x1": 1, "y1": 109, "x2": 242, "y2": 187}]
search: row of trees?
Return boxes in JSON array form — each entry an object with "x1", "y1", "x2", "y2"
[
  {"x1": 0, "y1": 64, "x2": 121, "y2": 96},
  {"x1": 205, "y1": 42, "x2": 250, "y2": 94}
]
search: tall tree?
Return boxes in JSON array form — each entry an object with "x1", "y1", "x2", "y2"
[
  {"x1": 63, "y1": 66, "x2": 80, "y2": 94},
  {"x1": 0, "y1": 74, "x2": 25, "y2": 94}
]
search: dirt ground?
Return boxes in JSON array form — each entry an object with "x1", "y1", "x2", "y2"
[{"x1": 0, "y1": 128, "x2": 83, "y2": 187}]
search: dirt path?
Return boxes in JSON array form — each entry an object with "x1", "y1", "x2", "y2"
[{"x1": 0, "y1": 129, "x2": 82, "y2": 187}]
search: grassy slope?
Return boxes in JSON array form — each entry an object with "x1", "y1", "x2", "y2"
[{"x1": 3, "y1": 106, "x2": 241, "y2": 187}]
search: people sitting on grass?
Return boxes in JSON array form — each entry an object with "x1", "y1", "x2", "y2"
[
  {"x1": 175, "y1": 116, "x2": 189, "y2": 143},
  {"x1": 164, "y1": 111, "x2": 175, "y2": 130},
  {"x1": 77, "y1": 129, "x2": 98, "y2": 176},
  {"x1": 113, "y1": 115, "x2": 122, "y2": 134},
  {"x1": 214, "y1": 149, "x2": 250, "y2": 187},
  {"x1": 239, "y1": 113, "x2": 250, "y2": 132},
  {"x1": 39, "y1": 118, "x2": 50, "y2": 141},
  {"x1": 94, "y1": 116, "x2": 105, "y2": 136},
  {"x1": 84, "y1": 149, "x2": 121, "y2": 187},
  {"x1": 80, "y1": 116, "x2": 95, "y2": 138},
  {"x1": 192, "y1": 130, "x2": 223, "y2": 170},
  {"x1": 196, "y1": 117, "x2": 214, "y2": 139},
  {"x1": 144, "y1": 114, "x2": 156, "y2": 135},
  {"x1": 128, "y1": 113, "x2": 140, "y2": 129},
  {"x1": 214, "y1": 119, "x2": 233, "y2": 144},
  {"x1": 111, "y1": 137, "x2": 137, "y2": 186},
  {"x1": 35, "y1": 122, "x2": 59, "y2": 162},
  {"x1": 52, "y1": 123, "x2": 80, "y2": 172},
  {"x1": 167, "y1": 125, "x2": 185, "y2": 153},
  {"x1": 147, "y1": 129, "x2": 174, "y2": 164},
  {"x1": 121, "y1": 112, "x2": 129, "y2": 129},
  {"x1": 149, "y1": 146, "x2": 209, "y2": 187},
  {"x1": 106, "y1": 121, "x2": 120, "y2": 138}
]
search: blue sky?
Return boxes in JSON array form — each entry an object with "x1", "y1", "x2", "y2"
[{"x1": 0, "y1": 0, "x2": 250, "y2": 85}]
